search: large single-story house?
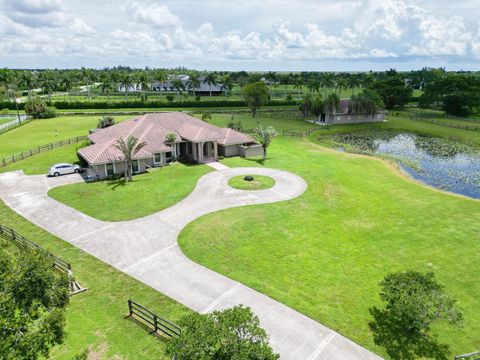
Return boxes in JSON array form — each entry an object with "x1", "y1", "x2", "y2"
[{"x1": 78, "y1": 112, "x2": 262, "y2": 179}]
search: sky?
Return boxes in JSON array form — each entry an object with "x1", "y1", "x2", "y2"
[{"x1": 0, "y1": 0, "x2": 479, "y2": 71}]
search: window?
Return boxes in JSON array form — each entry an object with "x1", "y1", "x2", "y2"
[
  {"x1": 165, "y1": 152, "x2": 173, "y2": 163},
  {"x1": 132, "y1": 160, "x2": 139, "y2": 173},
  {"x1": 154, "y1": 153, "x2": 162, "y2": 164},
  {"x1": 106, "y1": 163, "x2": 114, "y2": 177}
]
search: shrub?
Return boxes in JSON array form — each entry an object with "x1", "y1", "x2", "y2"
[
  {"x1": 195, "y1": 95, "x2": 201, "y2": 101},
  {"x1": 166, "y1": 95, "x2": 174, "y2": 102},
  {"x1": 24, "y1": 98, "x2": 48, "y2": 119},
  {"x1": 42, "y1": 106, "x2": 57, "y2": 119}
]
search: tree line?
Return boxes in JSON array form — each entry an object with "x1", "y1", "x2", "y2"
[{"x1": 1, "y1": 67, "x2": 479, "y2": 116}]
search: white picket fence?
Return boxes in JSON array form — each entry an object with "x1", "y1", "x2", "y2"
[{"x1": 0, "y1": 115, "x2": 28, "y2": 132}]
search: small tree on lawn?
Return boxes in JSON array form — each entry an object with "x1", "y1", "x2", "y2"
[
  {"x1": 166, "y1": 305, "x2": 279, "y2": 360},
  {"x1": 201, "y1": 112, "x2": 212, "y2": 122},
  {"x1": 166, "y1": 132, "x2": 177, "y2": 160},
  {"x1": 241, "y1": 81, "x2": 269, "y2": 117},
  {"x1": 97, "y1": 116, "x2": 116, "y2": 129},
  {"x1": 114, "y1": 136, "x2": 147, "y2": 182},
  {"x1": 254, "y1": 126, "x2": 277, "y2": 161},
  {"x1": 370, "y1": 271, "x2": 462, "y2": 359}
]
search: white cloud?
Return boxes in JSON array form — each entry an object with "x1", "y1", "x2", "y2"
[
  {"x1": 126, "y1": 1, "x2": 181, "y2": 28},
  {"x1": 0, "y1": 0, "x2": 479, "y2": 68}
]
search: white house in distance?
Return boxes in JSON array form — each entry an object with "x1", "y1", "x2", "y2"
[{"x1": 78, "y1": 112, "x2": 262, "y2": 179}]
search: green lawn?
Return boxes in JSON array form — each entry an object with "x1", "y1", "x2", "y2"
[
  {"x1": 178, "y1": 136, "x2": 480, "y2": 358},
  {"x1": 0, "y1": 115, "x2": 132, "y2": 158},
  {"x1": 0, "y1": 198, "x2": 190, "y2": 359},
  {"x1": 48, "y1": 163, "x2": 212, "y2": 221},
  {"x1": 0, "y1": 143, "x2": 83, "y2": 175},
  {"x1": 206, "y1": 113, "x2": 314, "y2": 132},
  {"x1": 228, "y1": 175, "x2": 275, "y2": 190}
]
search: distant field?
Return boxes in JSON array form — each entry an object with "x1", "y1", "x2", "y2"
[{"x1": 206, "y1": 113, "x2": 314, "y2": 132}]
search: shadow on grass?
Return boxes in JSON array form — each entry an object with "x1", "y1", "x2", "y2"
[
  {"x1": 123, "y1": 315, "x2": 169, "y2": 343},
  {"x1": 236, "y1": 157, "x2": 271, "y2": 166},
  {"x1": 369, "y1": 307, "x2": 450, "y2": 360},
  {"x1": 106, "y1": 178, "x2": 127, "y2": 190}
]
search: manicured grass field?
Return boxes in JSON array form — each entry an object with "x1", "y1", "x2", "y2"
[
  {"x1": 0, "y1": 115, "x2": 132, "y2": 158},
  {"x1": 228, "y1": 175, "x2": 275, "y2": 190},
  {"x1": 206, "y1": 113, "x2": 314, "y2": 132},
  {"x1": 48, "y1": 163, "x2": 212, "y2": 221},
  {"x1": 178, "y1": 136, "x2": 480, "y2": 358},
  {"x1": 0, "y1": 198, "x2": 190, "y2": 359},
  {"x1": 0, "y1": 143, "x2": 83, "y2": 175}
]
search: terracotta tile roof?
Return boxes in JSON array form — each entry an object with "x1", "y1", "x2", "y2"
[
  {"x1": 78, "y1": 112, "x2": 255, "y2": 165},
  {"x1": 217, "y1": 128, "x2": 255, "y2": 145}
]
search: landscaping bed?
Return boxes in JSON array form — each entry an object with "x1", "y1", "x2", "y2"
[{"x1": 228, "y1": 175, "x2": 275, "y2": 190}]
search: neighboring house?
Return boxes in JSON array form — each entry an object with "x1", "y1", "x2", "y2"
[
  {"x1": 117, "y1": 84, "x2": 142, "y2": 92},
  {"x1": 317, "y1": 99, "x2": 386, "y2": 125},
  {"x1": 151, "y1": 75, "x2": 224, "y2": 96},
  {"x1": 78, "y1": 112, "x2": 261, "y2": 179}
]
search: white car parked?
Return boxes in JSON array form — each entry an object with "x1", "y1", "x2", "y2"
[{"x1": 48, "y1": 163, "x2": 82, "y2": 177}]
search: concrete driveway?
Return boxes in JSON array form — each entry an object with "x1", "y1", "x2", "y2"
[{"x1": 0, "y1": 168, "x2": 381, "y2": 360}]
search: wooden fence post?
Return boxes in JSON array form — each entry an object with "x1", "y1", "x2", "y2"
[
  {"x1": 128, "y1": 300, "x2": 133, "y2": 317},
  {"x1": 154, "y1": 314, "x2": 158, "y2": 333}
]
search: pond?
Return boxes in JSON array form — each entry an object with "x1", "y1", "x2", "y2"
[{"x1": 323, "y1": 131, "x2": 480, "y2": 199}]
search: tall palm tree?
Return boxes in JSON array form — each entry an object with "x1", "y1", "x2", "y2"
[
  {"x1": 59, "y1": 73, "x2": 75, "y2": 102},
  {"x1": 39, "y1": 70, "x2": 56, "y2": 102},
  {"x1": 136, "y1": 71, "x2": 151, "y2": 102},
  {"x1": 114, "y1": 136, "x2": 147, "y2": 182},
  {"x1": 171, "y1": 78, "x2": 184, "y2": 96},
  {"x1": 254, "y1": 126, "x2": 277, "y2": 161},
  {"x1": 20, "y1": 71, "x2": 35, "y2": 99},
  {"x1": 80, "y1": 67, "x2": 93, "y2": 99},
  {"x1": 118, "y1": 72, "x2": 134, "y2": 101},
  {"x1": 98, "y1": 75, "x2": 115, "y2": 100},
  {"x1": 220, "y1": 75, "x2": 233, "y2": 97},
  {"x1": 186, "y1": 73, "x2": 201, "y2": 97},
  {"x1": 204, "y1": 72, "x2": 217, "y2": 97},
  {"x1": 347, "y1": 74, "x2": 361, "y2": 97},
  {"x1": 307, "y1": 79, "x2": 320, "y2": 93},
  {"x1": 323, "y1": 92, "x2": 340, "y2": 122},
  {"x1": 320, "y1": 72, "x2": 335, "y2": 97}
]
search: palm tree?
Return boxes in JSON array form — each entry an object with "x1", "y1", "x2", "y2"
[
  {"x1": 204, "y1": 72, "x2": 217, "y2": 97},
  {"x1": 165, "y1": 132, "x2": 177, "y2": 160},
  {"x1": 220, "y1": 76, "x2": 233, "y2": 97},
  {"x1": 254, "y1": 126, "x2": 277, "y2": 161},
  {"x1": 186, "y1": 73, "x2": 201, "y2": 97},
  {"x1": 80, "y1": 67, "x2": 93, "y2": 99},
  {"x1": 114, "y1": 136, "x2": 147, "y2": 182},
  {"x1": 136, "y1": 71, "x2": 151, "y2": 102},
  {"x1": 307, "y1": 79, "x2": 320, "y2": 93},
  {"x1": 20, "y1": 71, "x2": 35, "y2": 99},
  {"x1": 323, "y1": 93, "x2": 340, "y2": 122},
  {"x1": 0, "y1": 69, "x2": 22, "y2": 123},
  {"x1": 98, "y1": 75, "x2": 115, "y2": 100},
  {"x1": 171, "y1": 78, "x2": 184, "y2": 96},
  {"x1": 39, "y1": 70, "x2": 56, "y2": 102},
  {"x1": 118, "y1": 72, "x2": 134, "y2": 101},
  {"x1": 59, "y1": 73, "x2": 74, "y2": 101},
  {"x1": 347, "y1": 74, "x2": 361, "y2": 97},
  {"x1": 320, "y1": 72, "x2": 335, "y2": 97}
]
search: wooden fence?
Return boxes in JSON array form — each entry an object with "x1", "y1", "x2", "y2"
[
  {"x1": 455, "y1": 350, "x2": 480, "y2": 359},
  {"x1": 0, "y1": 224, "x2": 86, "y2": 294},
  {"x1": 0, "y1": 135, "x2": 88, "y2": 168},
  {"x1": 410, "y1": 116, "x2": 480, "y2": 131},
  {"x1": 127, "y1": 299, "x2": 181, "y2": 338},
  {"x1": 282, "y1": 127, "x2": 322, "y2": 137},
  {"x1": 409, "y1": 111, "x2": 480, "y2": 131}
]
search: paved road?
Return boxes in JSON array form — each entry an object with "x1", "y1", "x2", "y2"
[{"x1": 0, "y1": 169, "x2": 381, "y2": 360}]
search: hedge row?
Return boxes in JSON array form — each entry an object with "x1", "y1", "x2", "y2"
[{"x1": 1, "y1": 99, "x2": 299, "y2": 110}]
